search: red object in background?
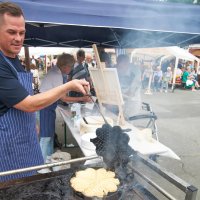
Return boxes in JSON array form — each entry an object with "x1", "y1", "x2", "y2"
[{"x1": 175, "y1": 76, "x2": 182, "y2": 85}]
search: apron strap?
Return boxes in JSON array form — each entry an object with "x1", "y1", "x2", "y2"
[{"x1": 0, "y1": 51, "x2": 19, "y2": 78}]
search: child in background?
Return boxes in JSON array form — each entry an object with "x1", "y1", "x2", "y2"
[
  {"x1": 153, "y1": 66, "x2": 163, "y2": 92},
  {"x1": 161, "y1": 67, "x2": 172, "y2": 93}
]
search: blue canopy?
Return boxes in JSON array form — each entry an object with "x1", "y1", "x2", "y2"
[{"x1": 11, "y1": 0, "x2": 200, "y2": 48}]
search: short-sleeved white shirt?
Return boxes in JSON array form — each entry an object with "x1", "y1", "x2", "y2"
[{"x1": 40, "y1": 66, "x2": 63, "y2": 92}]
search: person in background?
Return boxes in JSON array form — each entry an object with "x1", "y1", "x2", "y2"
[
  {"x1": 178, "y1": 62, "x2": 183, "y2": 69},
  {"x1": 85, "y1": 54, "x2": 94, "y2": 68},
  {"x1": 31, "y1": 55, "x2": 36, "y2": 65},
  {"x1": 30, "y1": 63, "x2": 40, "y2": 92},
  {"x1": 0, "y1": 2, "x2": 89, "y2": 182},
  {"x1": 72, "y1": 49, "x2": 89, "y2": 78},
  {"x1": 46, "y1": 62, "x2": 52, "y2": 72},
  {"x1": 92, "y1": 54, "x2": 96, "y2": 67},
  {"x1": 181, "y1": 66, "x2": 196, "y2": 91},
  {"x1": 190, "y1": 68, "x2": 198, "y2": 82},
  {"x1": 161, "y1": 67, "x2": 172, "y2": 93},
  {"x1": 69, "y1": 49, "x2": 95, "y2": 97},
  {"x1": 51, "y1": 55, "x2": 57, "y2": 68},
  {"x1": 142, "y1": 64, "x2": 152, "y2": 89},
  {"x1": 39, "y1": 53, "x2": 90, "y2": 164},
  {"x1": 38, "y1": 57, "x2": 44, "y2": 71},
  {"x1": 99, "y1": 47, "x2": 112, "y2": 68},
  {"x1": 175, "y1": 66, "x2": 183, "y2": 80},
  {"x1": 114, "y1": 54, "x2": 142, "y2": 119},
  {"x1": 189, "y1": 68, "x2": 199, "y2": 89},
  {"x1": 152, "y1": 66, "x2": 163, "y2": 92},
  {"x1": 188, "y1": 62, "x2": 194, "y2": 70}
]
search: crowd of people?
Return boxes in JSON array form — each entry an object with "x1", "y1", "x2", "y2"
[
  {"x1": 141, "y1": 61, "x2": 200, "y2": 93},
  {"x1": 181, "y1": 65, "x2": 199, "y2": 91}
]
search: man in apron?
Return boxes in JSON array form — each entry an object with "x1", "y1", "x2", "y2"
[{"x1": 0, "y1": 2, "x2": 90, "y2": 182}]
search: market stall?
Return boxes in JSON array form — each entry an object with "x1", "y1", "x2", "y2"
[{"x1": 131, "y1": 46, "x2": 200, "y2": 91}]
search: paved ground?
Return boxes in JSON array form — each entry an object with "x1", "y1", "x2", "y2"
[
  {"x1": 55, "y1": 88, "x2": 200, "y2": 199},
  {"x1": 141, "y1": 88, "x2": 200, "y2": 199}
]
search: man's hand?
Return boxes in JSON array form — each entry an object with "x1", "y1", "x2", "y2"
[
  {"x1": 80, "y1": 96, "x2": 92, "y2": 103},
  {"x1": 67, "y1": 79, "x2": 90, "y2": 95}
]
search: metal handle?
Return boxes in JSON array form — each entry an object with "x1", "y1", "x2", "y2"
[
  {"x1": 87, "y1": 94, "x2": 109, "y2": 124},
  {"x1": 0, "y1": 155, "x2": 99, "y2": 177},
  {"x1": 83, "y1": 85, "x2": 108, "y2": 124}
]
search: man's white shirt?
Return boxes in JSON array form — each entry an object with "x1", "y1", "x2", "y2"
[{"x1": 40, "y1": 66, "x2": 63, "y2": 92}]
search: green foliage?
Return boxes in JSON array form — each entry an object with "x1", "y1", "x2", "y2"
[{"x1": 166, "y1": 0, "x2": 200, "y2": 4}]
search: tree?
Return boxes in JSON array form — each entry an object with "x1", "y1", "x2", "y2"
[{"x1": 157, "y1": 0, "x2": 200, "y2": 4}]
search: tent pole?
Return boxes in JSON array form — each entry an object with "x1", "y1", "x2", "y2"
[
  {"x1": 144, "y1": 62, "x2": 153, "y2": 95},
  {"x1": 172, "y1": 57, "x2": 179, "y2": 92},
  {"x1": 44, "y1": 55, "x2": 47, "y2": 73},
  {"x1": 24, "y1": 47, "x2": 30, "y2": 71}
]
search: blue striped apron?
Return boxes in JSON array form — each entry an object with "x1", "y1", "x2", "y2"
[
  {"x1": 0, "y1": 53, "x2": 44, "y2": 182},
  {"x1": 39, "y1": 102, "x2": 57, "y2": 138}
]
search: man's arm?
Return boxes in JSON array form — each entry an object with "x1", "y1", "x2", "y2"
[
  {"x1": 14, "y1": 79, "x2": 89, "y2": 112},
  {"x1": 60, "y1": 94, "x2": 91, "y2": 103}
]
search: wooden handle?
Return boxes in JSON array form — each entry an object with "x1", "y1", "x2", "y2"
[
  {"x1": 84, "y1": 85, "x2": 90, "y2": 95},
  {"x1": 92, "y1": 44, "x2": 101, "y2": 69}
]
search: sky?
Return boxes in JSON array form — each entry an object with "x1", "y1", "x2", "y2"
[{"x1": 19, "y1": 47, "x2": 93, "y2": 58}]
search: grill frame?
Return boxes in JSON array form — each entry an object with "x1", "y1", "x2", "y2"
[
  {"x1": 0, "y1": 166, "x2": 158, "y2": 200},
  {"x1": 0, "y1": 154, "x2": 198, "y2": 200},
  {"x1": 128, "y1": 154, "x2": 198, "y2": 200}
]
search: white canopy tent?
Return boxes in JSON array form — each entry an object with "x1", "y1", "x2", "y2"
[{"x1": 131, "y1": 46, "x2": 200, "y2": 91}]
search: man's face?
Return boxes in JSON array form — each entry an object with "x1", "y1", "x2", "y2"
[
  {"x1": 0, "y1": 13, "x2": 25, "y2": 58},
  {"x1": 86, "y1": 56, "x2": 92, "y2": 63},
  {"x1": 77, "y1": 55, "x2": 85, "y2": 64},
  {"x1": 63, "y1": 65, "x2": 72, "y2": 75}
]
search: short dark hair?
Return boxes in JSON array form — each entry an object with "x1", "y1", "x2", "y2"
[
  {"x1": 0, "y1": 2, "x2": 24, "y2": 18},
  {"x1": 77, "y1": 49, "x2": 85, "y2": 58}
]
